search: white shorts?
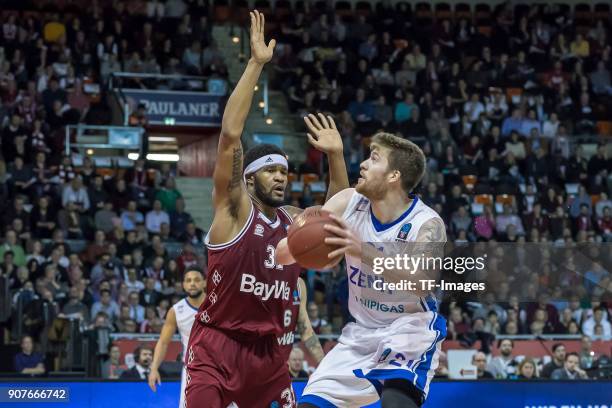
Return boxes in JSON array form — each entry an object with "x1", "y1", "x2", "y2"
[{"x1": 301, "y1": 311, "x2": 446, "y2": 407}]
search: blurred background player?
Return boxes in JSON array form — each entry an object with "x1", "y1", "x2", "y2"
[
  {"x1": 278, "y1": 134, "x2": 447, "y2": 408},
  {"x1": 184, "y1": 10, "x2": 347, "y2": 408},
  {"x1": 148, "y1": 267, "x2": 206, "y2": 408}
]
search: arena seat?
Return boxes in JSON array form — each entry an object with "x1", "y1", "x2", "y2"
[
  {"x1": 495, "y1": 194, "x2": 515, "y2": 206},
  {"x1": 302, "y1": 173, "x2": 320, "y2": 185},
  {"x1": 591, "y1": 194, "x2": 602, "y2": 206},
  {"x1": 335, "y1": 1, "x2": 352, "y2": 17},
  {"x1": 355, "y1": 1, "x2": 373, "y2": 17},
  {"x1": 594, "y1": 3, "x2": 610, "y2": 19},
  {"x1": 462, "y1": 175, "x2": 477, "y2": 189},
  {"x1": 435, "y1": 3, "x2": 453, "y2": 21},
  {"x1": 454, "y1": 3, "x2": 472, "y2": 21},
  {"x1": 275, "y1": 0, "x2": 291, "y2": 20},
  {"x1": 574, "y1": 3, "x2": 593, "y2": 25},
  {"x1": 213, "y1": 0, "x2": 231, "y2": 23},
  {"x1": 475, "y1": 3, "x2": 491, "y2": 25},
  {"x1": 596, "y1": 121, "x2": 612, "y2": 136},
  {"x1": 415, "y1": 2, "x2": 434, "y2": 25},
  {"x1": 474, "y1": 194, "x2": 493, "y2": 205}
]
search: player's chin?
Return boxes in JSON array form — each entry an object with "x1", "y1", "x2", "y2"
[{"x1": 355, "y1": 179, "x2": 366, "y2": 194}]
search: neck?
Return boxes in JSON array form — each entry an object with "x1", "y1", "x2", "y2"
[
  {"x1": 370, "y1": 191, "x2": 413, "y2": 225},
  {"x1": 188, "y1": 293, "x2": 206, "y2": 308},
  {"x1": 250, "y1": 194, "x2": 278, "y2": 220}
]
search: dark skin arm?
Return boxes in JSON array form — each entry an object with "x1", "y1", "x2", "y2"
[
  {"x1": 208, "y1": 11, "x2": 275, "y2": 244},
  {"x1": 296, "y1": 278, "x2": 324, "y2": 363}
]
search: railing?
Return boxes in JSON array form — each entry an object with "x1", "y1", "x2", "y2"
[
  {"x1": 0, "y1": 275, "x2": 9, "y2": 323},
  {"x1": 64, "y1": 124, "x2": 144, "y2": 162},
  {"x1": 108, "y1": 72, "x2": 214, "y2": 92}
]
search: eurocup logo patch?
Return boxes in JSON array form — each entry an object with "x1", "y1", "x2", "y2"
[{"x1": 396, "y1": 223, "x2": 412, "y2": 241}]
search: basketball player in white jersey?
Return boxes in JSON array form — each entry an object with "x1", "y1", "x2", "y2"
[
  {"x1": 276, "y1": 133, "x2": 447, "y2": 408},
  {"x1": 148, "y1": 267, "x2": 206, "y2": 408}
]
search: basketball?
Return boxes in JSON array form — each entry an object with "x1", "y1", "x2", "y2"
[{"x1": 287, "y1": 207, "x2": 343, "y2": 270}]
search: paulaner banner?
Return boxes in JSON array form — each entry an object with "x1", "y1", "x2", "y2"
[{"x1": 122, "y1": 89, "x2": 223, "y2": 126}]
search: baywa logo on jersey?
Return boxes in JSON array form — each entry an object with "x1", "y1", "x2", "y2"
[
  {"x1": 240, "y1": 273, "x2": 290, "y2": 301},
  {"x1": 396, "y1": 223, "x2": 412, "y2": 241}
]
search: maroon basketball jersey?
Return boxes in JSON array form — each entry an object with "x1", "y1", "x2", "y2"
[{"x1": 198, "y1": 204, "x2": 302, "y2": 343}]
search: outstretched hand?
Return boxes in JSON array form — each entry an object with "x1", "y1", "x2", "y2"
[
  {"x1": 304, "y1": 113, "x2": 344, "y2": 155},
  {"x1": 249, "y1": 10, "x2": 276, "y2": 65}
]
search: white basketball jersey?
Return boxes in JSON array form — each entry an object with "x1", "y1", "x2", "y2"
[
  {"x1": 172, "y1": 298, "x2": 199, "y2": 351},
  {"x1": 341, "y1": 190, "x2": 442, "y2": 328}
]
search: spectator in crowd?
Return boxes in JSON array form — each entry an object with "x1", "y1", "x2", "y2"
[
  {"x1": 169, "y1": 197, "x2": 193, "y2": 239},
  {"x1": 13, "y1": 335, "x2": 45, "y2": 376},
  {"x1": 155, "y1": 178, "x2": 182, "y2": 213},
  {"x1": 516, "y1": 358, "x2": 538, "y2": 380},
  {"x1": 541, "y1": 343, "x2": 567, "y2": 378},
  {"x1": 61, "y1": 285, "x2": 90, "y2": 324},
  {"x1": 487, "y1": 339, "x2": 518, "y2": 379},
  {"x1": 120, "y1": 346, "x2": 153, "y2": 380},
  {"x1": 101, "y1": 344, "x2": 126, "y2": 379},
  {"x1": 579, "y1": 335, "x2": 597, "y2": 371},
  {"x1": 140, "y1": 277, "x2": 162, "y2": 307},
  {"x1": 582, "y1": 307, "x2": 611, "y2": 338},
  {"x1": 94, "y1": 201, "x2": 118, "y2": 234},
  {"x1": 288, "y1": 347, "x2": 309, "y2": 379},
  {"x1": 91, "y1": 289, "x2": 120, "y2": 323},
  {"x1": 307, "y1": 302, "x2": 329, "y2": 334},
  {"x1": 145, "y1": 200, "x2": 170, "y2": 234},
  {"x1": 551, "y1": 352, "x2": 589, "y2": 380},
  {"x1": 121, "y1": 201, "x2": 144, "y2": 232},
  {"x1": 472, "y1": 351, "x2": 494, "y2": 379}
]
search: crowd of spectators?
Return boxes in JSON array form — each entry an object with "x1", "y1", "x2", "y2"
[
  {"x1": 0, "y1": 1, "x2": 222, "y2": 373},
  {"x1": 0, "y1": 0, "x2": 611, "y2": 378},
  {"x1": 268, "y1": 0, "x2": 612, "y2": 353}
]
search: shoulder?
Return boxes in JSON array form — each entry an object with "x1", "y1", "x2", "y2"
[{"x1": 323, "y1": 188, "x2": 359, "y2": 216}]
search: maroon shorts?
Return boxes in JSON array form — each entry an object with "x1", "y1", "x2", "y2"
[{"x1": 184, "y1": 323, "x2": 296, "y2": 408}]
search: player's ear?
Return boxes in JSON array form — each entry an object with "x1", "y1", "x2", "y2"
[
  {"x1": 245, "y1": 174, "x2": 254, "y2": 188},
  {"x1": 387, "y1": 169, "x2": 401, "y2": 184}
]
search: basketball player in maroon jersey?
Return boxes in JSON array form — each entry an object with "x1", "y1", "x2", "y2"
[{"x1": 184, "y1": 10, "x2": 348, "y2": 408}]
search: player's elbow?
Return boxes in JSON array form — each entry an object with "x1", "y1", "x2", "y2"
[{"x1": 220, "y1": 127, "x2": 243, "y2": 141}]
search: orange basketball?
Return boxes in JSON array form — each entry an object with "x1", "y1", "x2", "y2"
[{"x1": 287, "y1": 207, "x2": 343, "y2": 270}]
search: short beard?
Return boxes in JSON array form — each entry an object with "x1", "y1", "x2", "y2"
[
  {"x1": 254, "y1": 179, "x2": 284, "y2": 208},
  {"x1": 356, "y1": 179, "x2": 386, "y2": 201},
  {"x1": 187, "y1": 290, "x2": 203, "y2": 299}
]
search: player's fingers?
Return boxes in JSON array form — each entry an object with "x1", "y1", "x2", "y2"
[
  {"x1": 268, "y1": 38, "x2": 276, "y2": 50},
  {"x1": 324, "y1": 223, "x2": 347, "y2": 237},
  {"x1": 328, "y1": 115, "x2": 338, "y2": 130},
  {"x1": 317, "y1": 112, "x2": 330, "y2": 128},
  {"x1": 260, "y1": 12, "x2": 265, "y2": 35},
  {"x1": 328, "y1": 213, "x2": 349, "y2": 228},
  {"x1": 253, "y1": 10, "x2": 260, "y2": 37},
  {"x1": 304, "y1": 116, "x2": 320, "y2": 134},
  {"x1": 307, "y1": 133, "x2": 319, "y2": 146},
  {"x1": 324, "y1": 237, "x2": 349, "y2": 246},
  {"x1": 328, "y1": 247, "x2": 347, "y2": 259},
  {"x1": 307, "y1": 113, "x2": 323, "y2": 130},
  {"x1": 250, "y1": 12, "x2": 256, "y2": 34}
]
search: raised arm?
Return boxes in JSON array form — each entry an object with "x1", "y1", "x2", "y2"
[
  {"x1": 208, "y1": 10, "x2": 276, "y2": 244},
  {"x1": 303, "y1": 113, "x2": 349, "y2": 201},
  {"x1": 148, "y1": 307, "x2": 177, "y2": 392},
  {"x1": 296, "y1": 278, "x2": 324, "y2": 363}
]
